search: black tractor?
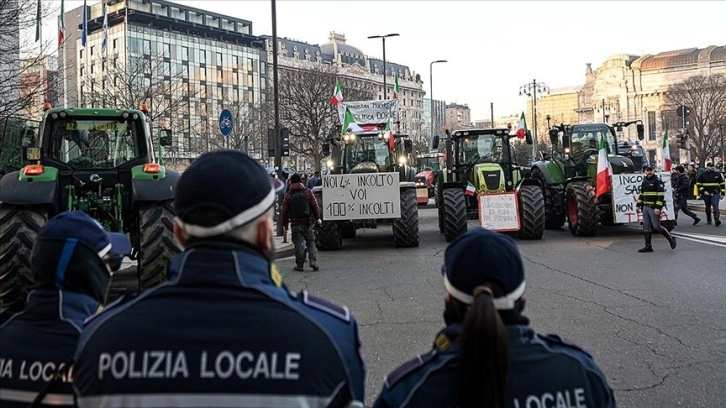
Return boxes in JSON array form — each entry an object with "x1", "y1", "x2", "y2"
[{"x1": 0, "y1": 106, "x2": 181, "y2": 308}]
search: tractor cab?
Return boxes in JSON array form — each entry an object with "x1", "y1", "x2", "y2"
[
  {"x1": 451, "y1": 128, "x2": 522, "y2": 195},
  {"x1": 327, "y1": 127, "x2": 415, "y2": 181}
]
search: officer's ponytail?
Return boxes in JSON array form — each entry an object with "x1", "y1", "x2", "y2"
[{"x1": 459, "y1": 284, "x2": 508, "y2": 408}]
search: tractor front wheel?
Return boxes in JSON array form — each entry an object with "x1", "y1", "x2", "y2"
[
  {"x1": 566, "y1": 181, "x2": 599, "y2": 237},
  {"x1": 393, "y1": 188, "x2": 419, "y2": 247},
  {"x1": 0, "y1": 205, "x2": 47, "y2": 308},
  {"x1": 443, "y1": 188, "x2": 467, "y2": 242},
  {"x1": 317, "y1": 221, "x2": 342, "y2": 250},
  {"x1": 518, "y1": 185, "x2": 545, "y2": 240},
  {"x1": 138, "y1": 201, "x2": 181, "y2": 289}
]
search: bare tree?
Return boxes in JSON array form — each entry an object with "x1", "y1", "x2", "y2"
[
  {"x1": 665, "y1": 74, "x2": 726, "y2": 164},
  {"x1": 277, "y1": 64, "x2": 374, "y2": 171},
  {"x1": 0, "y1": 0, "x2": 60, "y2": 122},
  {"x1": 80, "y1": 50, "x2": 195, "y2": 160}
]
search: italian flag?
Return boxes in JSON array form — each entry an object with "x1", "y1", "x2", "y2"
[
  {"x1": 392, "y1": 76, "x2": 400, "y2": 99},
  {"x1": 516, "y1": 112, "x2": 527, "y2": 139},
  {"x1": 341, "y1": 107, "x2": 363, "y2": 134},
  {"x1": 662, "y1": 125, "x2": 671, "y2": 171},
  {"x1": 331, "y1": 78, "x2": 343, "y2": 106},
  {"x1": 595, "y1": 134, "x2": 613, "y2": 199},
  {"x1": 465, "y1": 181, "x2": 476, "y2": 196},
  {"x1": 58, "y1": 0, "x2": 66, "y2": 46},
  {"x1": 385, "y1": 106, "x2": 395, "y2": 151}
]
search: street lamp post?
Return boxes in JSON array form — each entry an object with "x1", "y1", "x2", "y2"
[
  {"x1": 518, "y1": 79, "x2": 550, "y2": 156},
  {"x1": 271, "y1": 0, "x2": 283, "y2": 236},
  {"x1": 368, "y1": 33, "x2": 399, "y2": 98},
  {"x1": 429, "y1": 59, "x2": 447, "y2": 140}
]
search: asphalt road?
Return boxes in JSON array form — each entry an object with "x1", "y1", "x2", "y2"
[
  {"x1": 275, "y1": 204, "x2": 726, "y2": 408},
  {"x1": 110, "y1": 204, "x2": 726, "y2": 407}
]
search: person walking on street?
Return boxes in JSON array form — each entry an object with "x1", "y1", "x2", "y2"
[
  {"x1": 282, "y1": 173, "x2": 322, "y2": 271},
  {"x1": 72, "y1": 150, "x2": 366, "y2": 408},
  {"x1": 697, "y1": 162, "x2": 726, "y2": 226},
  {"x1": 637, "y1": 165, "x2": 676, "y2": 252},
  {"x1": 674, "y1": 165, "x2": 701, "y2": 225},
  {"x1": 307, "y1": 170, "x2": 322, "y2": 189},
  {"x1": 373, "y1": 228, "x2": 615, "y2": 408},
  {"x1": 0, "y1": 211, "x2": 131, "y2": 408}
]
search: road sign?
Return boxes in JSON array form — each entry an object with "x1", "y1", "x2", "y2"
[{"x1": 219, "y1": 109, "x2": 233, "y2": 137}]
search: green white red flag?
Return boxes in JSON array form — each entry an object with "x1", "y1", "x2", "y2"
[
  {"x1": 516, "y1": 112, "x2": 527, "y2": 139},
  {"x1": 331, "y1": 78, "x2": 343, "y2": 106},
  {"x1": 595, "y1": 134, "x2": 613, "y2": 199},
  {"x1": 341, "y1": 107, "x2": 362, "y2": 134},
  {"x1": 58, "y1": 0, "x2": 66, "y2": 46},
  {"x1": 662, "y1": 125, "x2": 671, "y2": 171},
  {"x1": 392, "y1": 76, "x2": 400, "y2": 99},
  {"x1": 465, "y1": 181, "x2": 476, "y2": 196}
]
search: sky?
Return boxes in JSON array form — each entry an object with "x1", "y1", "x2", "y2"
[{"x1": 47, "y1": 1, "x2": 726, "y2": 120}]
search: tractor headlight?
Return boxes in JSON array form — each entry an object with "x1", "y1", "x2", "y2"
[{"x1": 398, "y1": 156, "x2": 407, "y2": 165}]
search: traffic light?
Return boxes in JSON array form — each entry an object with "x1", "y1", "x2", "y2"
[
  {"x1": 280, "y1": 127, "x2": 290, "y2": 157},
  {"x1": 677, "y1": 133, "x2": 687, "y2": 149},
  {"x1": 267, "y1": 128, "x2": 275, "y2": 157}
]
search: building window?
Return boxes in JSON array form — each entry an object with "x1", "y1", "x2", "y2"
[
  {"x1": 113, "y1": 39, "x2": 117, "y2": 50},
  {"x1": 200, "y1": 85, "x2": 207, "y2": 99},
  {"x1": 216, "y1": 52, "x2": 223, "y2": 66},
  {"x1": 217, "y1": 68, "x2": 223, "y2": 82},
  {"x1": 182, "y1": 64, "x2": 189, "y2": 78},
  {"x1": 260, "y1": 62, "x2": 266, "y2": 75},
  {"x1": 648, "y1": 111, "x2": 656, "y2": 141},
  {"x1": 163, "y1": 43, "x2": 171, "y2": 58},
  {"x1": 182, "y1": 46, "x2": 188, "y2": 61},
  {"x1": 247, "y1": 58, "x2": 254, "y2": 72},
  {"x1": 79, "y1": 49, "x2": 84, "y2": 59},
  {"x1": 80, "y1": 66, "x2": 84, "y2": 76},
  {"x1": 90, "y1": 46, "x2": 95, "y2": 56},
  {"x1": 90, "y1": 64, "x2": 95, "y2": 74},
  {"x1": 233, "y1": 55, "x2": 239, "y2": 67},
  {"x1": 200, "y1": 50, "x2": 206, "y2": 64},
  {"x1": 143, "y1": 40, "x2": 151, "y2": 55},
  {"x1": 200, "y1": 67, "x2": 206, "y2": 81},
  {"x1": 163, "y1": 61, "x2": 171, "y2": 77}
]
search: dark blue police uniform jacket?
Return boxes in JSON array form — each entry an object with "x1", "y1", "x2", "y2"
[
  {"x1": 0, "y1": 290, "x2": 99, "y2": 408},
  {"x1": 374, "y1": 324, "x2": 615, "y2": 408},
  {"x1": 73, "y1": 241, "x2": 366, "y2": 408}
]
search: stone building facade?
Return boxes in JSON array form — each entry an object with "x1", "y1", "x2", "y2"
[
  {"x1": 535, "y1": 46, "x2": 726, "y2": 164},
  {"x1": 269, "y1": 32, "x2": 426, "y2": 141},
  {"x1": 445, "y1": 102, "x2": 472, "y2": 130}
]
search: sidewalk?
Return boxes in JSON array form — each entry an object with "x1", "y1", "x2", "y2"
[{"x1": 273, "y1": 228, "x2": 295, "y2": 258}]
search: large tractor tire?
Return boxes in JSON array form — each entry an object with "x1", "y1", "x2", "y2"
[
  {"x1": 531, "y1": 167, "x2": 565, "y2": 229},
  {"x1": 138, "y1": 201, "x2": 181, "y2": 289},
  {"x1": 317, "y1": 221, "x2": 342, "y2": 250},
  {"x1": 566, "y1": 181, "x2": 599, "y2": 237},
  {"x1": 340, "y1": 226, "x2": 357, "y2": 239},
  {"x1": 518, "y1": 185, "x2": 545, "y2": 240},
  {"x1": 0, "y1": 205, "x2": 47, "y2": 308},
  {"x1": 393, "y1": 188, "x2": 419, "y2": 247},
  {"x1": 443, "y1": 189, "x2": 467, "y2": 242}
]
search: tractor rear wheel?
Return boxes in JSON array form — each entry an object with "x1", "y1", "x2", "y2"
[
  {"x1": 317, "y1": 221, "x2": 342, "y2": 250},
  {"x1": 0, "y1": 205, "x2": 47, "y2": 308},
  {"x1": 138, "y1": 201, "x2": 181, "y2": 289},
  {"x1": 518, "y1": 185, "x2": 545, "y2": 240},
  {"x1": 443, "y1": 189, "x2": 467, "y2": 242},
  {"x1": 393, "y1": 188, "x2": 419, "y2": 247},
  {"x1": 566, "y1": 181, "x2": 599, "y2": 237},
  {"x1": 530, "y1": 167, "x2": 565, "y2": 229}
]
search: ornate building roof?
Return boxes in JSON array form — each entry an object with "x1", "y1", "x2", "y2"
[{"x1": 631, "y1": 45, "x2": 726, "y2": 70}]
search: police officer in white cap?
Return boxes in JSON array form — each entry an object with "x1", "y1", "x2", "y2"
[{"x1": 73, "y1": 149, "x2": 366, "y2": 408}]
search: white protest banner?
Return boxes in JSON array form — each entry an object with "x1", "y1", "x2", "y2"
[
  {"x1": 337, "y1": 99, "x2": 399, "y2": 125},
  {"x1": 322, "y1": 172, "x2": 401, "y2": 220},
  {"x1": 478, "y1": 192, "x2": 521, "y2": 231},
  {"x1": 611, "y1": 172, "x2": 674, "y2": 223}
]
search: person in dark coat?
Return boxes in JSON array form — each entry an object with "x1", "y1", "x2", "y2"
[{"x1": 0, "y1": 211, "x2": 131, "y2": 408}]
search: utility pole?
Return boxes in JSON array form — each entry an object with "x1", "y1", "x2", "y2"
[{"x1": 271, "y1": 0, "x2": 283, "y2": 236}]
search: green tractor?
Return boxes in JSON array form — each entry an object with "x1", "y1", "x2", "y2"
[
  {"x1": 0, "y1": 106, "x2": 181, "y2": 308},
  {"x1": 432, "y1": 128, "x2": 545, "y2": 242},
  {"x1": 315, "y1": 127, "x2": 419, "y2": 250},
  {"x1": 0, "y1": 116, "x2": 40, "y2": 179},
  {"x1": 529, "y1": 120, "x2": 674, "y2": 236}
]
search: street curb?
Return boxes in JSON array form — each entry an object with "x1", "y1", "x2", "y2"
[{"x1": 275, "y1": 244, "x2": 295, "y2": 259}]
